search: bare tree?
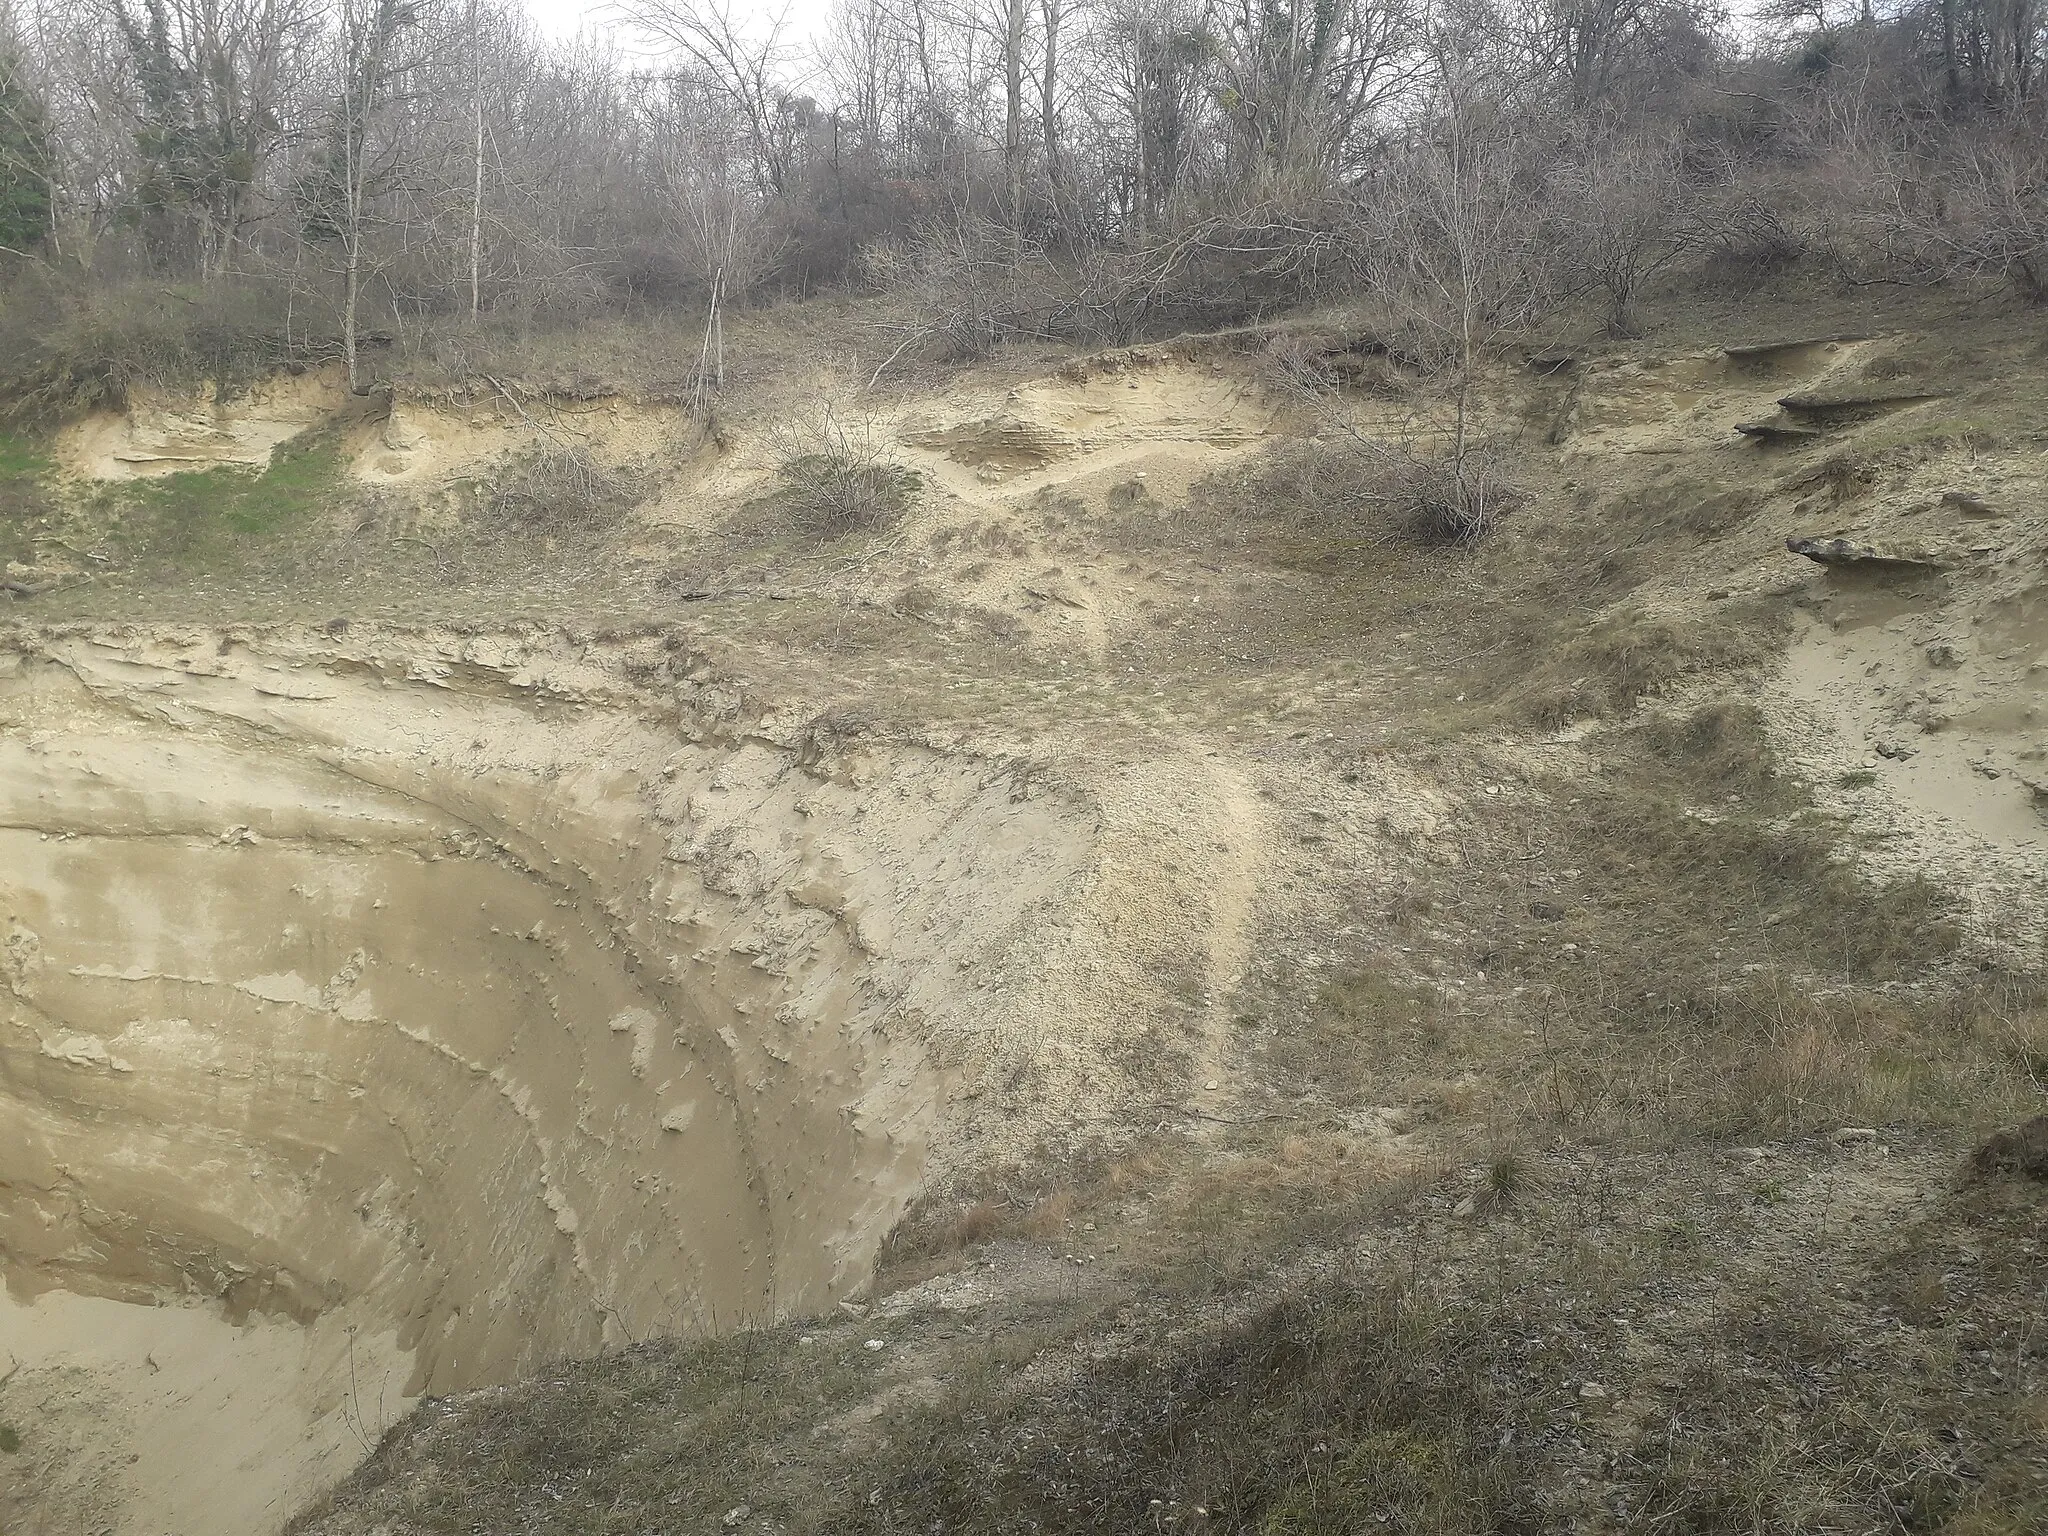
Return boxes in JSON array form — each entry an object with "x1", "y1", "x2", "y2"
[
  {"x1": 621, "y1": 0, "x2": 802, "y2": 196},
  {"x1": 1551, "y1": 128, "x2": 1689, "y2": 334},
  {"x1": 656, "y1": 113, "x2": 783, "y2": 403},
  {"x1": 1212, "y1": 0, "x2": 1417, "y2": 187},
  {"x1": 1512, "y1": 0, "x2": 1647, "y2": 108},
  {"x1": 110, "y1": 0, "x2": 324, "y2": 276},
  {"x1": 1004, "y1": 0, "x2": 1026, "y2": 216},
  {"x1": 0, "y1": 16, "x2": 58, "y2": 256},
  {"x1": 319, "y1": 0, "x2": 444, "y2": 388},
  {"x1": 1354, "y1": 34, "x2": 1553, "y2": 538},
  {"x1": 1091, "y1": 0, "x2": 1211, "y2": 237},
  {"x1": 466, "y1": 0, "x2": 483, "y2": 315},
  {"x1": 13, "y1": 3, "x2": 142, "y2": 266},
  {"x1": 1039, "y1": 0, "x2": 1063, "y2": 187}
]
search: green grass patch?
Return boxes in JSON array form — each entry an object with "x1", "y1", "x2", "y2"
[
  {"x1": 0, "y1": 1424, "x2": 18, "y2": 1454},
  {"x1": 0, "y1": 433, "x2": 50, "y2": 481},
  {"x1": 0, "y1": 431, "x2": 61, "y2": 580},
  {"x1": 86, "y1": 438, "x2": 345, "y2": 578},
  {"x1": 104, "y1": 443, "x2": 339, "y2": 540}
]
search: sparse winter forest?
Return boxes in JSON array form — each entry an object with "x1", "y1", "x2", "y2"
[{"x1": 4, "y1": 0, "x2": 2047, "y2": 413}]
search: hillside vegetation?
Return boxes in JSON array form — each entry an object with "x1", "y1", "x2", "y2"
[{"x1": 1, "y1": 3, "x2": 2046, "y2": 1535}]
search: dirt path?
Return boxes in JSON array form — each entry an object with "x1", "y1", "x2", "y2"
[{"x1": 1191, "y1": 759, "x2": 1270, "y2": 1105}]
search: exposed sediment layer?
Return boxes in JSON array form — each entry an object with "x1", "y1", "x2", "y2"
[{"x1": 0, "y1": 625, "x2": 1092, "y2": 1403}]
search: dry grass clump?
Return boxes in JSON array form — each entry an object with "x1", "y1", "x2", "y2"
[
  {"x1": 848, "y1": 1272, "x2": 1525, "y2": 1536},
  {"x1": 285, "y1": 1325, "x2": 871, "y2": 1536},
  {"x1": 1630, "y1": 700, "x2": 1786, "y2": 802},
  {"x1": 296, "y1": 1143, "x2": 2043, "y2": 1536},
  {"x1": 1505, "y1": 606, "x2": 1781, "y2": 727},
  {"x1": 1544, "y1": 736, "x2": 1952, "y2": 983},
  {"x1": 1472, "y1": 705, "x2": 2040, "y2": 1144},
  {"x1": 1149, "y1": 441, "x2": 1782, "y2": 729},
  {"x1": 1207, "y1": 436, "x2": 1523, "y2": 554},
  {"x1": 1263, "y1": 971, "x2": 1446, "y2": 1095},
  {"x1": 1530, "y1": 978, "x2": 2043, "y2": 1144},
  {"x1": 846, "y1": 1175, "x2": 2022, "y2": 1536},
  {"x1": 1255, "y1": 703, "x2": 2004, "y2": 1157}
]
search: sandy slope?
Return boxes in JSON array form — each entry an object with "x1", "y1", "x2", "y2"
[
  {"x1": 6, "y1": 303, "x2": 2046, "y2": 1533},
  {"x1": 0, "y1": 1289, "x2": 412, "y2": 1536}
]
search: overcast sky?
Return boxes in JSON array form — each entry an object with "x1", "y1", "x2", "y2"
[{"x1": 521, "y1": 0, "x2": 839, "y2": 44}]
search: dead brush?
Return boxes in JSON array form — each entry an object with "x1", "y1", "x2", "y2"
[
  {"x1": 479, "y1": 443, "x2": 644, "y2": 538},
  {"x1": 1267, "y1": 338, "x2": 1523, "y2": 546},
  {"x1": 1366, "y1": 441, "x2": 1522, "y2": 546},
  {"x1": 765, "y1": 408, "x2": 918, "y2": 540},
  {"x1": 471, "y1": 376, "x2": 647, "y2": 539}
]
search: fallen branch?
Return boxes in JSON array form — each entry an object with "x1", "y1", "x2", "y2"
[
  {"x1": 32, "y1": 536, "x2": 112, "y2": 565},
  {"x1": 1023, "y1": 583, "x2": 1088, "y2": 609},
  {"x1": 391, "y1": 534, "x2": 445, "y2": 561},
  {"x1": 867, "y1": 326, "x2": 934, "y2": 389}
]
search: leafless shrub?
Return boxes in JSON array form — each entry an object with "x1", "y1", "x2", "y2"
[
  {"x1": 765, "y1": 408, "x2": 918, "y2": 538},
  {"x1": 479, "y1": 444, "x2": 645, "y2": 538},
  {"x1": 0, "y1": 270, "x2": 338, "y2": 421},
  {"x1": 1673, "y1": 150, "x2": 1812, "y2": 282},
  {"x1": 1269, "y1": 334, "x2": 1520, "y2": 546},
  {"x1": 653, "y1": 116, "x2": 788, "y2": 406},
  {"x1": 1549, "y1": 132, "x2": 1692, "y2": 337},
  {"x1": 1929, "y1": 132, "x2": 2048, "y2": 300},
  {"x1": 862, "y1": 215, "x2": 1075, "y2": 360},
  {"x1": 1351, "y1": 435, "x2": 1521, "y2": 545},
  {"x1": 1814, "y1": 124, "x2": 2048, "y2": 301},
  {"x1": 1339, "y1": 52, "x2": 1553, "y2": 542},
  {"x1": 468, "y1": 376, "x2": 645, "y2": 537},
  {"x1": 1813, "y1": 134, "x2": 1950, "y2": 290}
]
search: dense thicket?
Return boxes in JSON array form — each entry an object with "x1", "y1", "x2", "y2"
[{"x1": 2, "y1": 0, "x2": 2046, "y2": 398}]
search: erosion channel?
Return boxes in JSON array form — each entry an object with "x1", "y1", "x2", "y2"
[{"x1": 0, "y1": 627, "x2": 1088, "y2": 1535}]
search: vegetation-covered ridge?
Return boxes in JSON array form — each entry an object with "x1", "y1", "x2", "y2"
[{"x1": 4, "y1": 0, "x2": 2048, "y2": 422}]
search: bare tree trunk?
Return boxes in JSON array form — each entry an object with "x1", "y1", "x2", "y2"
[
  {"x1": 337, "y1": 0, "x2": 394, "y2": 395},
  {"x1": 694, "y1": 262, "x2": 725, "y2": 410},
  {"x1": 1451, "y1": 106, "x2": 1475, "y2": 505},
  {"x1": 469, "y1": 0, "x2": 483, "y2": 316},
  {"x1": 343, "y1": 39, "x2": 364, "y2": 392},
  {"x1": 621, "y1": 0, "x2": 797, "y2": 199},
  {"x1": 343, "y1": 223, "x2": 362, "y2": 391},
  {"x1": 1131, "y1": 11, "x2": 1147, "y2": 242},
  {"x1": 1039, "y1": 0, "x2": 1060, "y2": 193},
  {"x1": 1005, "y1": 0, "x2": 1026, "y2": 222}
]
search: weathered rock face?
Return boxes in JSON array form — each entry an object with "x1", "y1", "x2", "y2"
[{"x1": 0, "y1": 627, "x2": 1091, "y2": 1393}]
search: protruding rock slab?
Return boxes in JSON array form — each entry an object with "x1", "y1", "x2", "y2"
[
  {"x1": 1778, "y1": 389, "x2": 1948, "y2": 423},
  {"x1": 1785, "y1": 535, "x2": 1949, "y2": 572},
  {"x1": 1722, "y1": 334, "x2": 1874, "y2": 361},
  {"x1": 1736, "y1": 418, "x2": 1823, "y2": 444}
]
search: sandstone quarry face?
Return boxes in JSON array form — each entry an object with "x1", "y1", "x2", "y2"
[{"x1": 0, "y1": 626, "x2": 1090, "y2": 1417}]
